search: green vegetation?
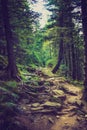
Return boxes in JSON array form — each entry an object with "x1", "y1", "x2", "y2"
[
  {"x1": 0, "y1": 0, "x2": 87, "y2": 129},
  {"x1": 0, "y1": 0, "x2": 86, "y2": 92}
]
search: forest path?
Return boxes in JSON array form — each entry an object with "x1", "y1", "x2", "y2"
[
  {"x1": 16, "y1": 68, "x2": 87, "y2": 130},
  {"x1": 50, "y1": 79, "x2": 82, "y2": 130},
  {"x1": 44, "y1": 73, "x2": 87, "y2": 130}
]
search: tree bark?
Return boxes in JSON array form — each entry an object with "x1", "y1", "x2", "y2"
[
  {"x1": 81, "y1": 0, "x2": 87, "y2": 101},
  {"x1": 1, "y1": 0, "x2": 18, "y2": 79},
  {"x1": 52, "y1": 8, "x2": 64, "y2": 74},
  {"x1": 71, "y1": 43, "x2": 76, "y2": 80},
  {"x1": 52, "y1": 33, "x2": 63, "y2": 73}
]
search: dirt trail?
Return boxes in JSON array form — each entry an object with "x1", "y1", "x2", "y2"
[
  {"x1": 15, "y1": 69, "x2": 87, "y2": 130},
  {"x1": 51, "y1": 81, "x2": 82, "y2": 130},
  {"x1": 46, "y1": 77, "x2": 82, "y2": 130}
]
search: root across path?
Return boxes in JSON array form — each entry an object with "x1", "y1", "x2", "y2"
[
  {"x1": 1, "y1": 68, "x2": 87, "y2": 130},
  {"x1": 14, "y1": 69, "x2": 87, "y2": 130}
]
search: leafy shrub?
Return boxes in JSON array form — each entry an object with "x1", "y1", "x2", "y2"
[
  {"x1": 6, "y1": 81, "x2": 17, "y2": 88},
  {"x1": 46, "y1": 59, "x2": 56, "y2": 67},
  {"x1": 58, "y1": 64, "x2": 68, "y2": 76}
]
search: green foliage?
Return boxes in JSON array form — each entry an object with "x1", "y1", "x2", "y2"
[
  {"x1": 0, "y1": 81, "x2": 19, "y2": 98},
  {"x1": 58, "y1": 64, "x2": 68, "y2": 76},
  {"x1": 60, "y1": 64, "x2": 68, "y2": 72},
  {"x1": 0, "y1": 81, "x2": 19, "y2": 120},
  {"x1": 0, "y1": 81, "x2": 18, "y2": 129},
  {"x1": 0, "y1": 0, "x2": 84, "y2": 83},
  {"x1": 6, "y1": 81, "x2": 17, "y2": 88},
  {"x1": 46, "y1": 58, "x2": 56, "y2": 67}
]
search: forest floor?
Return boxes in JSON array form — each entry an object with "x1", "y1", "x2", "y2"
[{"x1": 0, "y1": 68, "x2": 87, "y2": 130}]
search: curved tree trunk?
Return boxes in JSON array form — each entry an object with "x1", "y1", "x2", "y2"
[{"x1": 52, "y1": 6, "x2": 64, "y2": 74}]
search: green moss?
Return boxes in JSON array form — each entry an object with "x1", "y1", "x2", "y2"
[{"x1": 6, "y1": 81, "x2": 17, "y2": 88}]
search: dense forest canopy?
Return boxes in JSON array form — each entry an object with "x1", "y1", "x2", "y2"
[
  {"x1": 1, "y1": 0, "x2": 87, "y2": 130},
  {"x1": 0, "y1": 0, "x2": 87, "y2": 100}
]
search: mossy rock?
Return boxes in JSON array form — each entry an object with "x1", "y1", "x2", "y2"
[
  {"x1": 52, "y1": 89, "x2": 64, "y2": 95},
  {"x1": 31, "y1": 103, "x2": 40, "y2": 108},
  {"x1": 31, "y1": 106, "x2": 44, "y2": 111},
  {"x1": 42, "y1": 101, "x2": 61, "y2": 109}
]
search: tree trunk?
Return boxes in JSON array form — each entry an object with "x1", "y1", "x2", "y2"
[
  {"x1": 81, "y1": 0, "x2": 87, "y2": 101},
  {"x1": 68, "y1": 44, "x2": 72, "y2": 77},
  {"x1": 71, "y1": 43, "x2": 76, "y2": 80},
  {"x1": 1, "y1": 0, "x2": 18, "y2": 79},
  {"x1": 52, "y1": 7, "x2": 64, "y2": 74},
  {"x1": 52, "y1": 33, "x2": 64, "y2": 73}
]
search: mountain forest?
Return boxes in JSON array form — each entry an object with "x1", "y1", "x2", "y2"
[{"x1": 0, "y1": 0, "x2": 87, "y2": 130}]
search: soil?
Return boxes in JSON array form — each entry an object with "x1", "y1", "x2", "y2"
[{"x1": 1, "y1": 68, "x2": 87, "y2": 130}]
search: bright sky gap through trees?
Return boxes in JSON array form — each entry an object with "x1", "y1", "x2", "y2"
[{"x1": 28, "y1": 0, "x2": 51, "y2": 28}]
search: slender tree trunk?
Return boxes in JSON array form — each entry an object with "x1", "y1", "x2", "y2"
[
  {"x1": 71, "y1": 43, "x2": 76, "y2": 80},
  {"x1": 81, "y1": 0, "x2": 87, "y2": 101},
  {"x1": 63, "y1": 43, "x2": 68, "y2": 77},
  {"x1": 68, "y1": 44, "x2": 72, "y2": 77},
  {"x1": 1, "y1": 0, "x2": 17, "y2": 79},
  {"x1": 75, "y1": 48, "x2": 82, "y2": 81},
  {"x1": 52, "y1": 33, "x2": 63, "y2": 73},
  {"x1": 52, "y1": 9, "x2": 64, "y2": 74},
  {"x1": 75, "y1": 48, "x2": 79, "y2": 80}
]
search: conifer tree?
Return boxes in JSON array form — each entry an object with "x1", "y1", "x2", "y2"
[
  {"x1": 1, "y1": 0, "x2": 18, "y2": 79},
  {"x1": 81, "y1": 0, "x2": 87, "y2": 101}
]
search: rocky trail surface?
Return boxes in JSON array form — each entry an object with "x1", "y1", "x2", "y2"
[{"x1": 0, "y1": 68, "x2": 87, "y2": 130}]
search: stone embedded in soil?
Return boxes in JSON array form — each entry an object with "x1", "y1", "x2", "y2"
[
  {"x1": 52, "y1": 89, "x2": 64, "y2": 95},
  {"x1": 51, "y1": 89, "x2": 66, "y2": 101},
  {"x1": 31, "y1": 109, "x2": 57, "y2": 113},
  {"x1": 31, "y1": 103, "x2": 40, "y2": 107},
  {"x1": 41, "y1": 101, "x2": 61, "y2": 109},
  {"x1": 68, "y1": 98, "x2": 82, "y2": 107},
  {"x1": 50, "y1": 95, "x2": 66, "y2": 103},
  {"x1": 76, "y1": 100, "x2": 83, "y2": 107},
  {"x1": 56, "y1": 115, "x2": 60, "y2": 118},
  {"x1": 59, "y1": 84, "x2": 79, "y2": 96},
  {"x1": 48, "y1": 117, "x2": 54, "y2": 124},
  {"x1": 31, "y1": 106, "x2": 44, "y2": 111}
]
